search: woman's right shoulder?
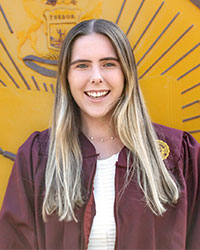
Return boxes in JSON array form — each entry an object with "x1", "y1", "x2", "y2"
[
  {"x1": 18, "y1": 128, "x2": 50, "y2": 157},
  {"x1": 14, "y1": 129, "x2": 50, "y2": 180}
]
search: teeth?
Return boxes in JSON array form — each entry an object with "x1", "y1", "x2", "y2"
[{"x1": 86, "y1": 91, "x2": 109, "y2": 98}]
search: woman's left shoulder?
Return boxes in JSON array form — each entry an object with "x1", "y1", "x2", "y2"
[
  {"x1": 153, "y1": 123, "x2": 200, "y2": 168},
  {"x1": 154, "y1": 123, "x2": 183, "y2": 144}
]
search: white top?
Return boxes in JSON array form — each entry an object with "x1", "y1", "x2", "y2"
[{"x1": 87, "y1": 153, "x2": 119, "y2": 250}]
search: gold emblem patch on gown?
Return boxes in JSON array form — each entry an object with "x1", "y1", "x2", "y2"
[{"x1": 157, "y1": 140, "x2": 170, "y2": 160}]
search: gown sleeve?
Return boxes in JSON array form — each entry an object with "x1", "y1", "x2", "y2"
[
  {"x1": 180, "y1": 132, "x2": 200, "y2": 249},
  {"x1": 0, "y1": 132, "x2": 41, "y2": 249}
]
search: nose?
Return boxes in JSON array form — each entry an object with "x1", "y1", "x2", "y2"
[
  {"x1": 91, "y1": 78, "x2": 102, "y2": 84},
  {"x1": 90, "y1": 67, "x2": 103, "y2": 84}
]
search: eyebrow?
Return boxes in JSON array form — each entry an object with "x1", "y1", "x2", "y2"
[{"x1": 70, "y1": 57, "x2": 119, "y2": 65}]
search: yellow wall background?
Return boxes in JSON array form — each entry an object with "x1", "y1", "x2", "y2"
[{"x1": 0, "y1": 0, "x2": 200, "y2": 206}]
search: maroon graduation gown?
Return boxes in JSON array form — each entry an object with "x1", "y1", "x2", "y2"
[{"x1": 0, "y1": 124, "x2": 200, "y2": 249}]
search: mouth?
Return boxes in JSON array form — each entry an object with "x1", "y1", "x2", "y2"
[{"x1": 84, "y1": 90, "x2": 110, "y2": 99}]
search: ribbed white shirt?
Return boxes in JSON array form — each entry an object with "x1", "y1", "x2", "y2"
[{"x1": 87, "y1": 153, "x2": 119, "y2": 250}]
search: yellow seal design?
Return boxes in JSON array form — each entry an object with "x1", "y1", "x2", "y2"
[{"x1": 157, "y1": 140, "x2": 170, "y2": 160}]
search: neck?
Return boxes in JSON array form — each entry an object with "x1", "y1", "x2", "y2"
[
  {"x1": 81, "y1": 114, "x2": 124, "y2": 159},
  {"x1": 81, "y1": 115, "x2": 115, "y2": 140}
]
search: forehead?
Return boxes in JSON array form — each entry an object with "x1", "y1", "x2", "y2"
[{"x1": 70, "y1": 33, "x2": 118, "y2": 60}]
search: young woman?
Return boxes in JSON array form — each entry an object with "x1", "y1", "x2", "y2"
[{"x1": 0, "y1": 19, "x2": 199, "y2": 249}]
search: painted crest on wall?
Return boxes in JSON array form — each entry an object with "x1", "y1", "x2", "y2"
[{"x1": 44, "y1": 8, "x2": 81, "y2": 50}]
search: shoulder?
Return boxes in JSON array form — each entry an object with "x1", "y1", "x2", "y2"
[
  {"x1": 18, "y1": 129, "x2": 50, "y2": 157},
  {"x1": 153, "y1": 123, "x2": 184, "y2": 144},
  {"x1": 153, "y1": 123, "x2": 183, "y2": 164},
  {"x1": 15, "y1": 129, "x2": 50, "y2": 179},
  {"x1": 153, "y1": 123, "x2": 199, "y2": 149},
  {"x1": 153, "y1": 123, "x2": 199, "y2": 168}
]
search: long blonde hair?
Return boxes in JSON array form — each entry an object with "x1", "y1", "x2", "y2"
[{"x1": 42, "y1": 19, "x2": 179, "y2": 222}]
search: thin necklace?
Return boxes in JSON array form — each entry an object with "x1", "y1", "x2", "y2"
[{"x1": 88, "y1": 136, "x2": 115, "y2": 142}]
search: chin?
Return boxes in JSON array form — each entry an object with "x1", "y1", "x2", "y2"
[{"x1": 83, "y1": 111, "x2": 110, "y2": 120}]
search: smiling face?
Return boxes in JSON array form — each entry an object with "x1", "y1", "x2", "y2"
[{"x1": 67, "y1": 33, "x2": 124, "y2": 124}]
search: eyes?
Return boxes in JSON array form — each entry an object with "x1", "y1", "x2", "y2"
[
  {"x1": 76, "y1": 63, "x2": 88, "y2": 69},
  {"x1": 103, "y1": 62, "x2": 116, "y2": 68},
  {"x1": 74, "y1": 62, "x2": 117, "y2": 69}
]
